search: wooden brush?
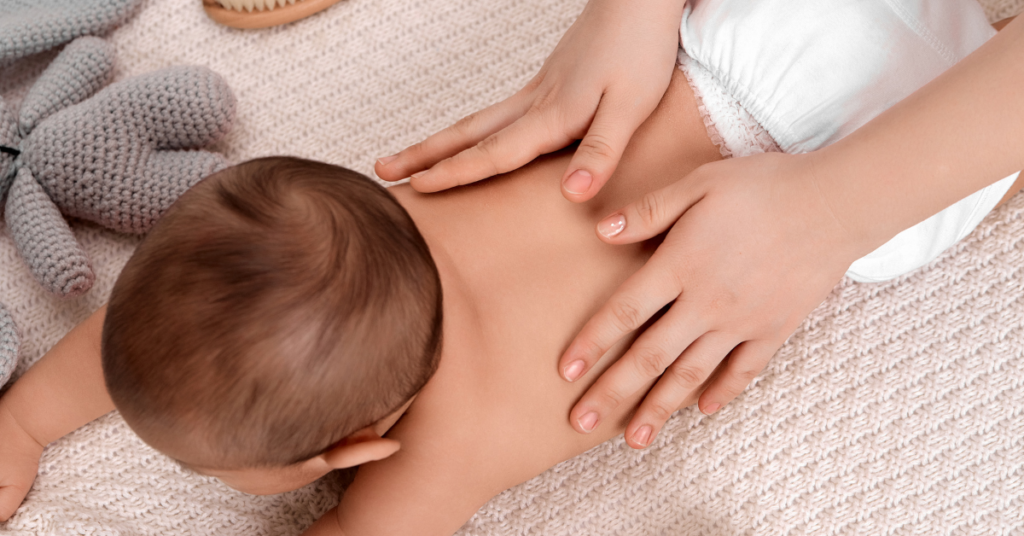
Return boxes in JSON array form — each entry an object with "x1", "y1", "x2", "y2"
[{"x1": 203, "y1": 0, "x2": 345, "y2": 29}]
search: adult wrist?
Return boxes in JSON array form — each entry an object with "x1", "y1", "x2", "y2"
[{"x1": 805, "y1": 144, "x2": 925, "y2": 260}]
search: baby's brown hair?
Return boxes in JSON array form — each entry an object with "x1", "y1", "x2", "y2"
[{"x1": 102, "y1": 157, "x2": 442, "y2": 469}]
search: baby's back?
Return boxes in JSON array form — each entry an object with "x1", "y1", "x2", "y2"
[{"x1": 338, "y1": 68, "x2": 721, "y2": 535}]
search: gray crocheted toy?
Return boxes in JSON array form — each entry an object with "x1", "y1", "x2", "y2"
[
  {"x1": 0, "y1": 0, "x2": 236, "y2": 388},
  {"x1": 0, "y1": 0, "x2": 142, "y2": 61}
]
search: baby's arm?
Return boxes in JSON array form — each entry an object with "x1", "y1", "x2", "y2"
[{"x1": 0, "y1": 306, "x2": 113, "y2": 520}]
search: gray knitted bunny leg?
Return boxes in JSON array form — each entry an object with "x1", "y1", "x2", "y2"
[
  {"x1": 0, "y1": 302, "x2": 19, "y2": 389},
  {"x1": 0, "y1": 97, "x2": 18, "y2": 201},
  {"x1": 127, "y1": 67, "x2": 236, "y2": 149},
  {"x1": 6, "y1": 168, "x2": 94, "y2": 298},
  {"x1": 19, "y1": 37, "x2": 116, "y2": 134},
  {"x1": 0, "y1": 0, "x2": 143, "y2": 61},
  {"x1": 106, "y1": 149, "x2": 228, "y2": 234}
]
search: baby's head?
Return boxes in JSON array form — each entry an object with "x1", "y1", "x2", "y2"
[{"x1": 101, "y1": 157, "x2": 442, "y2": 494}]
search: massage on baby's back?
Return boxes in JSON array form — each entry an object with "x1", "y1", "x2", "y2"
[{"x1": 2, "y1": 0, "x2": 1023, "y2": 534}]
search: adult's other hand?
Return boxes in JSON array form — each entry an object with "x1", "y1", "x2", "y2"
[
  {"x1": 375, "y1": 0, "x2": 685, "y2": 202},
  {"x1": 559, "y1": 152, "x2": 868, "y2": 449}
]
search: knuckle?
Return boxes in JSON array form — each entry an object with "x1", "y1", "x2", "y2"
[
  {"x1": 598, "y1": 388, "x2": 626, "y2": 409},
  {"x1": 530, "y1": 86, "x2": 562, "y2": 113},
  {"x1": 476, "y1": 132, "x2": 502, "y2": 153},
  {"x1": 452, "y1": 111, "x2": 481, "y2": 136},
  {"x1": 473, "y1": 135, "x2": 505, "y2": 175},
  {"x1": 578, "y1": 133, "x2": 617, "y2": 161},
  {"x1": 647, "y1": 400, "x2": 676, "y2": 422},
  {"x1": 705, "y1": 290, "x2": 739, "y2": 316},
  {"x1": 633, "y1": 346, "x2": 670, "y2": 378},
  {"x1": 731, "y1": 365, "x2": 762, "y2": 384},
  {"x1": 667, "y1": 363, "x2": 705, "y2": 388},
  {"x1": 610, "y1": 298, "x2": 646, "y2": 332},
  {"x1": 634, "y1": 192, "x2": 665, "y2": 228}
]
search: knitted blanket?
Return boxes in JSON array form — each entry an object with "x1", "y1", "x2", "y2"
[{"x1": 1, "y1": 0, "x2": 1022, "y2": 534}]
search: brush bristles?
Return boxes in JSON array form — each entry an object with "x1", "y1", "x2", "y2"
[{"x1": 216, "y1": 0, "x2": 299, "y2": 12}]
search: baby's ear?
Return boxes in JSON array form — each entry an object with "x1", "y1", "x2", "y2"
[{"x1": 320, "y1": 428, "x2": 401, "y2": 469}]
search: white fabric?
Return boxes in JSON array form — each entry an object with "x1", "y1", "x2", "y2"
[
  {"x1": 681, "y1": 0, "x2": 996, "y2": 153},
  {"x1": 675, "y1": 52, "x2": 781, "y2": 159},
  {"x1": 680, "y1": 0, "x2": 1019, "y2": 282},
  {"x1": 849, "y1": 171, "x2": 1019, "y2": 282},
  {"x1": 1, "y1": 1, "x2": 1023, "y2": 535}
]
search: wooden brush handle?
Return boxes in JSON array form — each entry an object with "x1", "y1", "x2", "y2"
[{"x1": 203, "y1": 0, "x2": 345, "y2": 29}]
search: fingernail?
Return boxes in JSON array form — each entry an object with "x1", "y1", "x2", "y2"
[
  {"x1": 377, "y1": 154, "x2": 398, "y2": 166},
  {"x1": 578, "y1": 412, "x2": 599, "y2": 433},
  {"x1": 563, "y1": 360, "x2": 585, "y2": 382},
  {"x1": 702, "y1": 403, "x2": 720, "y2": 415},
  {"x1": 597, "y1": 214, "x2": 626, "y2": 238},
  {"x1": 411, "y1": 170, "x2": 427, "y2": 181},
  {"x1": 563, "y1": 170, "x2": 593, "y2": 195},
  {"x1": 633, "y1": 425, "x2": 653, "y2": 447}
]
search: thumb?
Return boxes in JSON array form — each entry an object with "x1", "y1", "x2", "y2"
[
  {"x1": 562, "y1": 96, "x2": 643, "y2": 202},
  {"x1": 595, "y1": 174, "x2": 705, "y2": 243}
]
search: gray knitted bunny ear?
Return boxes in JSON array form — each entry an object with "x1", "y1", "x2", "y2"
[
  {"x1": 0, "y1": 0, "x2": 143, "y2": 61},
  {"x1": 0, "y1": 302, "x2": 19, "y2": 389},
  {"x1": 19, "y1": 37, "x2": 116, "y2": 135},
  {"x1": 20, "y1": 66, "x2": 236, "y2": 236},
  {"x1": 5, "y1": 167, "x2": 95, "y2": 298}
]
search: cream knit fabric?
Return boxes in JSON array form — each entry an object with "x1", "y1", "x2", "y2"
[{"x1": 1, "y1": 0, "x2": 1023, "y2": 534}]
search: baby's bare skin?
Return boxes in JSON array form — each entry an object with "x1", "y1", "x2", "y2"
[
  {"x1": 321, "y1": 68, "x2": 722, "y2": 535},
  {"x1": 0, "y1": 67, "x2": 719, "y2": 532}
]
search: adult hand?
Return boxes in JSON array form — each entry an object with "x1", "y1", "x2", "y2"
[
  {"x1": 375, "y1": 0, "x2": 686, "y2": 202},
  {"x1": 0, "y1": 400, "x2": 44, "y2": 521},
  {"x1": 559, "y1": 152, "x2": 874, "y2": 449}
]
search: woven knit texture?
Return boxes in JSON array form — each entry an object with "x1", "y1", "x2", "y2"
[
  {"x1": 17, "y1": 37, "x2": 116, "y2": 135},
  {"x1": 1, "y1": 0, "x2": 1023, "y2": 534},
  {"x1": 0, "y1": 0, "x2": 142, "y2": 61}
]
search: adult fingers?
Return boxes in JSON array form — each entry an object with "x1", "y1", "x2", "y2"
[
  {"x1": 566, "y1": 302, "x2": 706, "y2": 435},
  {"x1": 560, "y1": 254, "x2": 682, "y2": 384},
  {"x1": 408, "y1": 110, "x2": 574, "y2": 193},
  {"x1": 594, "y1": 172, "x2": 707, "y2": 244},
  {"x1": 624, "y1": 333, "x2": 736, "y2": 449},
  {"x1": 561, "y1": 94, "x2": 647, "y2": 202},
  {"x1": 374, "y1": 91, "x2": 531, "y2": 183},
  {"x1": 697, "y1": 340, "x2": 778, "y2": 415}
]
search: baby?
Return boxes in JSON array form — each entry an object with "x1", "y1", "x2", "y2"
[
  {"x1": 0, "y1": 68, "x2": 722, "y2": 533},
  {"x1": 1, "y1": 3, "x2": 1019, "y2": 536}
]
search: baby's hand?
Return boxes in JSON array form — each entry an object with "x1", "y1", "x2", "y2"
[
  {"x1": 0, "y1": 400, "x2": 44, "y2": 521},
  {"x1": 375, "y1": 0, "x2": 686, "y2": 202}
]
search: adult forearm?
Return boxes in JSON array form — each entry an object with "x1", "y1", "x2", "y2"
[
  {"x1": 818, "y1": 15, "x2": 1024, "y2": 253},
  {"x1": 2, "y1": 306, "x2": 113, "y2": 446}
]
